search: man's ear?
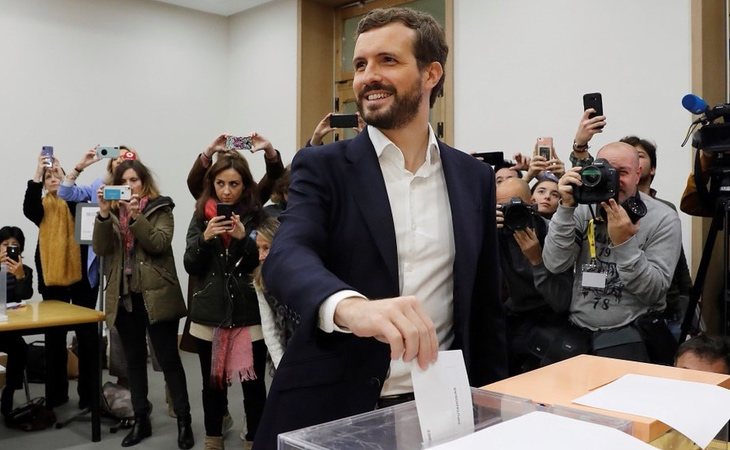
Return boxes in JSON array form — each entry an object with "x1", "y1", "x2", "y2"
[{"x1": 423, "y1": 61, "x2": 443, "y2": 91}]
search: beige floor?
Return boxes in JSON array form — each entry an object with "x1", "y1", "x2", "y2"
[{"x1": 0, "y1": 349, "x2": 250, "y2": 449}]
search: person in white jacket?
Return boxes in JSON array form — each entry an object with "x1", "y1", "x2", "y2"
[{"x1": 253, "y1": 217, "x2": 299, "y2": 368}]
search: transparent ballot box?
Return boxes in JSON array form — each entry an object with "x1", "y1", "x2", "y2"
[{"x1": 278, "y1": 388, "x2": 633, "y2": 449}]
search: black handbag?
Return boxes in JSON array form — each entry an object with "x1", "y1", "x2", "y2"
[
  {"x1": 4, "y1": 397, "x2": 56, "y2": 431},
  {"x1": 633, "y1": 311, "x2": 678, "y2": 366}
]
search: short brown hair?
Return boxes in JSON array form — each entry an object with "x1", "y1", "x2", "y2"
[{"x1": 356, "y1": 7, "x2": 447, "y2": 107}]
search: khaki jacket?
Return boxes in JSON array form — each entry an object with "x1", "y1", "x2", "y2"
[{"x1": 93, "y1": 196, "x2": 187, "y2": 327}]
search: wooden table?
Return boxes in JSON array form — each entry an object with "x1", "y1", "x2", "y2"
[
  {"x1": 482, "y1": 354, "x2": 730, "y2": 444},
  {"x1": 0, "y1": 300, "x2": 105, "y2": 441}
]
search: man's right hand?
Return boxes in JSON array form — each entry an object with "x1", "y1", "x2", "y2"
[
  {"x1": 557, "y1": 166, "x2": 582, "y2": 207},
  {"x1": 333, "y1": 296, "x2": 438, "y2": 370}
]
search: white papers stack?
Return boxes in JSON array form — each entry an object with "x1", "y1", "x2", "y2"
[{"x1": 574, "y1": 373, "x2": 730, "y2": 449}]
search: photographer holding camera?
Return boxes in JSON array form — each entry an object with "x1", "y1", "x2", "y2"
[
  {"x1": 543, "y1": 142, "x2": 681, "y2": 364},
  {"x1": 496, "y1": 178, "x2": 572, "y2": 374}
]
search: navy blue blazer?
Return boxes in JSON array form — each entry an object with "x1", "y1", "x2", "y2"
[{"x1": 255, "y1": 129, "x2": 507, "y2": 449}]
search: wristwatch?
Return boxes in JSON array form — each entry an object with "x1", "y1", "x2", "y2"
[{"x1": 572, "y1": 141, "x2": 589, "y2": 152}]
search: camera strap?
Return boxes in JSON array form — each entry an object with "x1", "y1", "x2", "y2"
[{"x1": 581, "y1": 219, "x2": 607, "y2": 289}]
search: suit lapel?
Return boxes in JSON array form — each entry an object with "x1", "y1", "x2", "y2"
[
  {"x1": 345, "y1": 131, "x2": 399, "y2": 292},
  {"x1": 440, "y1": 143, "x2": 481, "y2": 324}
]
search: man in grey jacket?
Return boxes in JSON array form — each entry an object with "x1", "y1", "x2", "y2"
[{"x1": 543, "y1": 142, "x2": 681, "y2": 363}]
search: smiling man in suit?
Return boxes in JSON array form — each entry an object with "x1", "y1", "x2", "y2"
[{"x1": 255, "y1": 7, "x2": 507, "y2": 449}]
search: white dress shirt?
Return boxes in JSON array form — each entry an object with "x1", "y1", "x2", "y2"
[{"x1": 318, "y1": 125, "x2": 455, "y2": 396}]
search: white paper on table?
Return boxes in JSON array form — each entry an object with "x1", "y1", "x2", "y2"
[
  {"x1": 411, "y1": 350, "x2": 474, "y2": 446},
  {"x1": 428, "y1": 411, "x2": 657, "y2": 450},
  {"x1": 574, "y1": 373, "x2": 730, "y2": 449}
]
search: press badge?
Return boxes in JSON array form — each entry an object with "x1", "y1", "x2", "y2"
[{"x1": 581, "y1": 262, "x2": 607, "y2": 289}]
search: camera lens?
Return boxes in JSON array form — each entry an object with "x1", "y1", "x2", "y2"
[
  {"x1": 100, "y1": 149, "x2": 107, "y2": 156},
  {"x1": 581, "y1": 166, "x2": 602, "y2": 187},
  {"x1": 504, "y1": 203, "x2": 533, "y2": 231}
]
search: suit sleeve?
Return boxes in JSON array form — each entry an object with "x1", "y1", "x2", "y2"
[
  {"x1": 256, "y1": 150, "x2": 285, "y2": 205},
  {"x1": 542, "y1": 204, "x2": 583, "y2": 273},
  {"x1": 469, "y1": 169, "x2": 508, "y2": 386},
  {"x1": 186, "y1": 155, "x2": 207, "y2": 200},
  {"x1": 23, "y1": 180, "x2": 45, "y2": 227},
  {"x1": 262, "y1": 149, "x2": 353, "y2": 325}
]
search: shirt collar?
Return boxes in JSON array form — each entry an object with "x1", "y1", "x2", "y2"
[{"x1": 368, "y1": 125, "x2": 440, "y2": 169}]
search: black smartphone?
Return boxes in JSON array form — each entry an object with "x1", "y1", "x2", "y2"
[
  {"x1": 329, "y1": 114, "x2": 359, "y2": 129},
  {"x1": 216, "y1": 203, "x2": 234, "y2": 220},
  {"x1": 6, "y1": 246, "x2": 19, "y2": 262},
  {"x1": 472, "y1": 151, "x2": 505, "y2": 166},
  {"x1": 583, "y1": 92, "x2": 604, "y2": 119}
]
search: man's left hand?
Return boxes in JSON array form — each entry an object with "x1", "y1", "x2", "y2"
[
  {"x1": 513, "y1": 228, "x2": 542, "y2": 265},
  {"x1": 602, "y1": 198, "x2": 638, "y2": 245}
]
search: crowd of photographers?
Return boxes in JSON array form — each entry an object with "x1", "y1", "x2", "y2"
[{"x1": 491, "y1": 108, "x2": 703, "y2": 375}]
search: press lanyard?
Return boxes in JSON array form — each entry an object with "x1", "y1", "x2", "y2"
[{"x1": 588, "y1": 219, "x2": 597, "y2": 262}]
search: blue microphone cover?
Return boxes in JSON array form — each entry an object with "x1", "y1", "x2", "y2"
[{"x1": 682, "y1": 94, "x2": 708, "y2": 114}]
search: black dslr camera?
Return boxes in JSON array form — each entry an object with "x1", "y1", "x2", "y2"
[
  {"x1": 501, "y1": 197, "x2": 538, "y2": 232},
  {"x1": 573, "y1": 158, "x2": 619, "y2": 204}
]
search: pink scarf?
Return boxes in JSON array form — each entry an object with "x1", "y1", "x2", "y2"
[
  {"x1": 119, "y1": 196, "x2": 149, "y2": 275},
  {"x1": 211, "y1": 327, "x2": 256, "y2": 389},
  {"x1": 204, "y1": 198, "x2": 255, "y2": 388}
]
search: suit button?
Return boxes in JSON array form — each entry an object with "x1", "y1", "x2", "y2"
[{"x1": 369, "y1": 377, "x2": 381, "y2": 388}]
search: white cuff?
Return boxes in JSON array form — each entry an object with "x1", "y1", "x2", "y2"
[{"x1": 318, "y1": 290, "x2": 366, "y2": 333}]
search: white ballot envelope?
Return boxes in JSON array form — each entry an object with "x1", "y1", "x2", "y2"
[{"x1": 411, "y1": 350, "x2": 474, "y2": 445}]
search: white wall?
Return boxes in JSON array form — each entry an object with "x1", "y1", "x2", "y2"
[
  {"x1": 0, "y1": 0, "x2": 230, "y2": 297},
  {"x1": 227, "y1": 0, "x2": 298, "y2": 175},
  {"x1": 454, "y1": 0, "x2": 693, "y2": 253}
]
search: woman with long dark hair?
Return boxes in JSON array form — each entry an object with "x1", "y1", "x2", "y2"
[
  {"x1": 184, "y1": 153, "x2": 267, "y2": 450},
  {"x1": 93, "y1": 160, "x2": 193, "y2": 449}
]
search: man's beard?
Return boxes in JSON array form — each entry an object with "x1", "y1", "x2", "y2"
[{"x1": 356, "y1": 79, "x2": 422, "y2": 130}]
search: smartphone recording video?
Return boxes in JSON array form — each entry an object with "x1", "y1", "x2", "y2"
[
  {"x1": 6, "y1": 246, "x2": 19, "y2": 262},
  {"x1": 472, "y1": 152, "x2": 506, "y2": 166},
  {"x1": 103, "y1": 185, "x2": 132, "y2": 201},
  {"x1": 225, "y1": 136, "x2": 253, "y2": 151},
  {"x1": 583, "y1": 93, "x2": 604, "y2": 119},
  {"x1": 216, "y1": 203, "x2": 234, "y2": 220},
  {"x1": 535, "y1": 137, "x2": 553, "y2": 159},
  {"x1": 41, "y1": 146, "x2": 54, "y2": 168},
  {"x1": 97, "y1": 146, "x2": 121, "y2": 159},
  {"x1": 329, "y1": 114, "x2": 359, "y2": 129}
]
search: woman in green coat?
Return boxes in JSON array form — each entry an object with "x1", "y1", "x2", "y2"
[{"x1": 93, "y1": 159, "x2": 193, "y2": 449}]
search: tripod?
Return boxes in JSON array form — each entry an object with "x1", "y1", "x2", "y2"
[{"x1": 680, "y1": 198, "x2": 730, "y2": 342}]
